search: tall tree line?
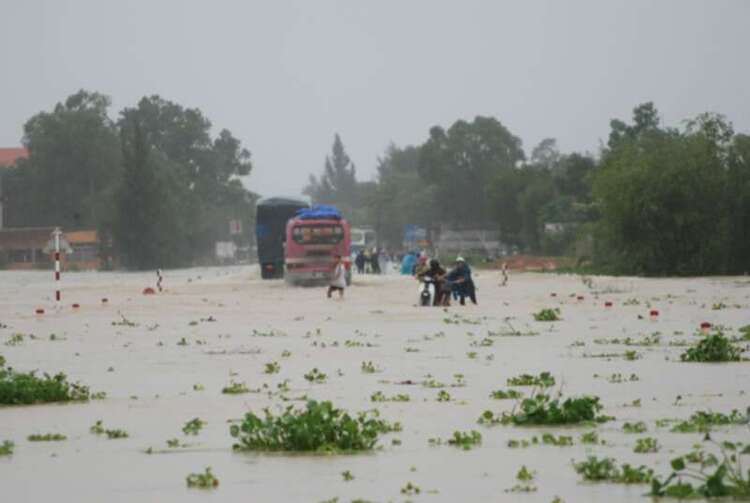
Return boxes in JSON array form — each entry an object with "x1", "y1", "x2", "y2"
[
  {"x1": 307, "y1": 104, "x2": 750, "y2": 276},
  {"x1": 1, "y1": 90, "x2": 256, "y2": 269}
]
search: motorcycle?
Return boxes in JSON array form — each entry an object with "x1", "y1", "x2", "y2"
[{"x1": 419, "y1": 275, "x2": 436, "y2": 306}]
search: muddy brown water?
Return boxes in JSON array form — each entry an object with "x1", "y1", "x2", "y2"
[{"x1": 1, "y1": 267, "x2": 748, "y2": 502}]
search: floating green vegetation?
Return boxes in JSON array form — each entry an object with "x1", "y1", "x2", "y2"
[
  {"x1": 111, "y1": 314, "x2": 137, "y2": 327},
  {"x1": 27, "y1": 433, "x2": 66, "y2": 442},
  {"x1": 221, "y1": 381, "x2": 252, "y2": 394},
  {"x1": 669, "y1": 410, "x2": 747, "y2": 433},
  {"x1": 739, "y1": 325, "x2": 750, "y2": 341},
  {"x1": 182, "y1": 418, "x2": 206, "y2": 436},
  {"x1": 4, "y1": 333, "x2": 24, "y2": 346},
  {"x1": 360, "y1": 361, "x2": 378, "y2": 374},
  {"x1": 370, "y1": 391, "x2": 410, "y2": 402},
  {"x1": 533, "y1": 308, "x2": 561, "y2": 322},
  {"x1": 469, "y1": 337, "x2": 494, "y2": 347},
  {"x1": 446, "y1": 430, "x2": 482, "y2": 450},
  {"x1": 0, "y1": 440, "x2": 14, "y2": 456},
  {"x1": 499, "y1": 392, "x2": 612, "y2": 426},
  {"x1": 304, "y1": 368, "x2": 328, "y2": 383},
  {"x1": 490, "y1": 389, "x2": 523, "y2": 400},
  {"x1": 573, "y1": 456, "x2": 654, "y2": 484},
  {"x1": 680, "y1": 330, "x2": 743, "y2": 362},
  {"x1": 507, "y1": 371, "x2": 555, "y2": 387},
  {"x1": 623, "y1": 421, "x2": 648, "y2": 434},
  {"x1": 251, "y1": 328, "x2": 286, "y2": 337},
  {"x1": 0, "y1": 359, "x2": 91, "y2": 405},
  {"x1": 421, "y1": 374, "x2": 466, "y2": 389},
  {"x1": 580, "y1": 431, "x2": 604, "y2": 445},
  {"x1": 230, "y1": 400, "x2": 391, "y2": 452},
  {"x1": 90, "y1": 420, "x2": 128, "y2": 439},
  {"x1": 650, "y1": 441, "x2": 750, "y2": 499},
  {"x1": 443, "y1": 313, "x2": 483, "y2": 325},
  {"x1": 436, "y1": 390, "x2": 451, "y2": 402},
  {"x1": 343, "y1": 340, "x2": 377, "y2": 348},
  {"x1": 603, "y1": 373, "x2": 640, "y2": 383},
  {"x1": 186, "y1": 467, "x2": 219, "y2": 489},
  {"x1": 711, "y1": 302, "x2": 728, "y2": 310},
  {"x1": 264, "y1": 361, "x2": 280, "y2": 374},
  {"x1": 506, "y1": 465, "x2": 537, "y2": 493},
  {"x1": 594, "y1": 333, "x2": 661, "y2": 347},
  {"x1": 487, "y1": 321, "x2": 539, "y2": 337},
  {"x1": 507, "y1": 433, "x2": 573, "y2": 448},
  {"x1": 624, "y1": 350, "x2": 641, "y2": 361},
  {"x1": 401, "y1": 482, "x2": 421, "y2": 495},
  {"x1": 634, "y1": 437, "x2": 660, "y2": 453},
  {"x1": 341, "y1": 470, "x2": 354, "y2": 482}
]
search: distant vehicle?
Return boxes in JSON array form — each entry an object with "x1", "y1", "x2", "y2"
[
  {"x1": 350, "y1": 227, "x2": 376, "y2": 254},
  {"x1": 285, "y1": 205, "x2": 351, "y2": 286},
  {"x1": 255, "y1": 197, "x2": 309, "y2": 279}
]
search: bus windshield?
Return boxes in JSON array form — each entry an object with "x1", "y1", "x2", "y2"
[{"x1": 292, "y1": 224, "x2": 344, "y2": 245}]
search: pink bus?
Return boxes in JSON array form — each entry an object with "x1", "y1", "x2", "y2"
[{"x1": 284, "y1": 207, "x2": 351, "y2": 285}]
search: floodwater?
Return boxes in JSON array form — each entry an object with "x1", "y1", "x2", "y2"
[{"x1": 1, "y1": 266, "x2": 748, "y2": 502}]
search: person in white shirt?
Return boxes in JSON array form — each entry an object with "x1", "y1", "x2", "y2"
[{"x1": 327, "y1": 254, "x2": 347, "y2": 299}]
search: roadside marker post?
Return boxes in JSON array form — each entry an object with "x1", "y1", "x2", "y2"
[{"x1": 52, "y1": 227, "x2": 62, "y2": 303}]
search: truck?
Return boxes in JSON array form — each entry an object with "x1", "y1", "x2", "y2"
[
  {"x1": 284, "y1": 205, "x2": 351, "y2": 285},
  {"x1": 255, "y1": 197, "x2": 309, "y2": 279}
]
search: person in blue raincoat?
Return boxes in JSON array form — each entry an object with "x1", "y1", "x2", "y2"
[
  {"x1": 446, "y1": 257, "x2": 477, "y2": 305},
  {"x1": 400, "y1": 252, "x2": 417, "y2": 275}
]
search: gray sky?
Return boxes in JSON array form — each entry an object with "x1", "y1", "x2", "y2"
[{"x1": 2, "y1": 0, "x2": 748, "y2": 197}]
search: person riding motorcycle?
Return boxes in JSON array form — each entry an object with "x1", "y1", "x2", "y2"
[{"x1": 417, "y1": 258, "x2": 449, "y2": 306}]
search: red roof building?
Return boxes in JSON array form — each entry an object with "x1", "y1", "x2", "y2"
[{"x1": 0, "y1": 147, "x2": 28, "y2": 167}]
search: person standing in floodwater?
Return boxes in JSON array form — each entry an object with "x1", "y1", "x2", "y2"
[
  {"x1": 327, "y1": 254, "x2": 347, "y2": 299},
  {"x1": 500, "y1": 262, "x2": 509, "y2": 286}
]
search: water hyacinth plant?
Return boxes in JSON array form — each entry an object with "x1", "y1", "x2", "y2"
[{"x1": 230, "y1": 400, "x2": 390, "y2": 452}]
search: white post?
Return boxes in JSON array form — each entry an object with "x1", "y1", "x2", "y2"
[{"x1": 53, "y1": 227, "x2": 61, "y2": 302}]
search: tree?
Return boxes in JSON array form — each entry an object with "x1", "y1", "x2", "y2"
[
  {"x1": 114, "y1": 111, "x2": 184, "y2": 269},
  {"x1": 2, "y1": 90, "x2": 121, "y2": 229},
  {"x1": 419, "y1": 117, "x2": 525, "y2": 226},
  {"x1": 118, "y1": 96, "x2": 254, "y2": 263},
  {"x1": 594, "y1": 104, "x2": 730, "y2": 275},
  {"x1": 726, "y1": 133, "x2": 750, "y2": 272},
  {"x1": 530, "y1": 138, "x2": 560, "y2": 170},
  {"x1": 368, "y1": 144, "x2": 437, "y2": 248},
  {"x1": 304, "y1": 134, "x2": 359, "y2": 217}
]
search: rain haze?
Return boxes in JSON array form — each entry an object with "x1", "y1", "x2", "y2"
[{"x1": 1, "y1": 0, "x2": 748, "y2": 198}]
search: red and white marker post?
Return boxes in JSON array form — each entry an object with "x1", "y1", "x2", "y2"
[{"x1": 53, "y1": 227, "x2": 62, "y2": 302}]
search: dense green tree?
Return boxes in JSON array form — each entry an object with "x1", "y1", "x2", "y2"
[
  {"x1": 2, "y1": 90, "x2": 121, "y2": 229},
  {"x1": 419, "y1": 116, "x2": 525, "y2": 226},
  {"x1": 114, "y1": 111, "x2": 184, "y2": 269},
  {"x1": 118, "y1": 96, "x2": 254, "y2": 264},
  {"x1": 594, "y1": 104, "x2": 730, "y2": 275},
  {"x1": 368, "y1": 145, "x2": 437, "y2": 249}
]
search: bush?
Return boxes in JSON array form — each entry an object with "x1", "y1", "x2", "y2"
[
  {"x1": 0, "y1": 361, "x2": 90, "y2": 405},
  {"x1": 574, "y1": 456, "x2": 653, "y2": 484},
  {"x1": 680, "y1": 330, "x2": 743, "y2": 362},
  {"x1": 500, "y1": 392, "x2": 612, "y2": 426},
  {"x1": 230, "y1": 400, "x2": 390, "y2": 452},
  {"x1": 670, "y1": 410, "x2": 746, "y2": 433},
  {"x1": 533, "y1": 308, "x2": 561, "y2": 322},
  {"x1": 650, "y1": 444, "x2": 750, "y2": 499},
  {"x1": 507, "y1": 372, "x2": 555, "y2": 387}
]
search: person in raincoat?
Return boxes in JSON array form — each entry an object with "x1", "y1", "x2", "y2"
[
  {"x1": 327, "y1": 254, "x2": 347, "y2": 299},
  {"x1": 447, "y1": 256, "x2": 477, "y2": 305}
]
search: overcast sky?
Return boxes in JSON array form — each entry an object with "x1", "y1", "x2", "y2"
[{"x1": 1, "y1": 0, "x2": 748, "y2": 197}]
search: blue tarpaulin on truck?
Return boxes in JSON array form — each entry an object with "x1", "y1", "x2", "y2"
[{"x1": 295, "y1": 205, "x2": 342, "y2": 220}]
